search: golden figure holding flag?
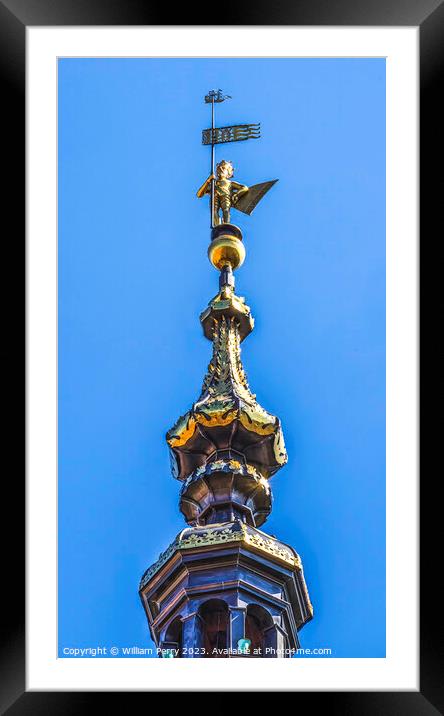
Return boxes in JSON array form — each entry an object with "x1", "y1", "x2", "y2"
[
  {"x1": 200, "y1": 90, "x2": 278, "y2": 230},
  {"x1": 197, "y1": 160, "x2": 249, "y2": 225}
]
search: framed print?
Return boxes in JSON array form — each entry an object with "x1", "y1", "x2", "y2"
[{"x1": 1, "y1": 0, "x2": 439, "y2": 710}]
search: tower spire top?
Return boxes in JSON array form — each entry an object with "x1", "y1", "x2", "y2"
[{"x1": 197, "y1": 89, "x2": 278, "y2": 275}]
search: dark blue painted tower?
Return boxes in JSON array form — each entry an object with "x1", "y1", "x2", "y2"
[{"x1": 139, "y1": 242, "x2": 313, "y2": 657}]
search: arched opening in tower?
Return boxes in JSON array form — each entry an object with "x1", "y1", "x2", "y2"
[
  {"x1": 199, "y1": 599, "x2": 229, "y2": 657},
  {"x1": 245, "y1": 604, "x2": 274, "y2": 657},
  {"x1": 163, "y1": 616, "x2": 183, "y2": 658}
]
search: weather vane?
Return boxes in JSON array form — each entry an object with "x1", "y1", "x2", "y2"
[{"x1": 197, "y1": 90, "x2": 278, "y2": 276}]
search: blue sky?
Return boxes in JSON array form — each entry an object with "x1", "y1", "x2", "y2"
[{"x1": 58, "y1": 57, "x2": 385, "y2": 658}]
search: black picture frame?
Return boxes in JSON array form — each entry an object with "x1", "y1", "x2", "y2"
[{"x1": 2, "y1": 0, "x2": 438, "y2": 710}]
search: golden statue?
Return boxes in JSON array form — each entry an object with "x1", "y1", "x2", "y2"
[
  {"x1": 197, "y1": 159, "x2": 278, "y2": 228},
  {"x1": 197, "y1": 160, "x2": 249, "y2": 225}
]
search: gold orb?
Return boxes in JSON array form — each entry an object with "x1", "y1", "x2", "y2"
[{"x1": 208, "y1": 235, "x2": 246, "y2": 271}]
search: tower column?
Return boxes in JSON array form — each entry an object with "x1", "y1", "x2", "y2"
[
  {"x1": 264, "y1": 622, "x2": 290, "y2": 658},
  {"x1": 181, "y1": 612, "x2": 204, "y2": 658},
  {"x1": 229, "y1": 606, "x2": 246, "y2": 654}
]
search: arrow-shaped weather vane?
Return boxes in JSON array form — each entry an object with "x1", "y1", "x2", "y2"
[{"x1": 197, "y1": 89, "x2": 278, "y2": 229}]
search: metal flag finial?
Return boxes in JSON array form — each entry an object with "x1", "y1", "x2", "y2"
[
  {"x1": 198, "y1": 89, "x2": 278, "y2": 232},
  {"x1": 204, "y1": 89, "x2": 231, "y2": 104},
  {"x1": 202, "y1": 123, "x2": 261, "y2": 146}
]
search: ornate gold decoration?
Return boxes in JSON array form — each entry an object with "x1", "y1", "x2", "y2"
[
  {"x1": 139, "y1": 542, "x2": 178, "y2": 587},
  {"x1": 200, "y1": 285, "x2": 254, "y2": 342},
  {"x1": 139, "y1": 523, "x2": 244, "y2": 588},
  {"x1": 299, "y1": 565, "x2": 314, "y2": 616},
  {"x1": 139, "y1": 522, "x2": 303, "y2": 590},
  {"x1": 243, "y1": 529, "x2": 299, "y2": 567},
  {"x1": 180, "y1": 525, "x2": 243, "y2": 549},
  {"x1": 202, "y1": 286, "x2": 250, "y2": 316},
  {"x1": 167, "y1": 315, "x2": 287, "y2": 471},
  {"x1": 180, "y1": 459, "x2": 269, "y2": 496}
]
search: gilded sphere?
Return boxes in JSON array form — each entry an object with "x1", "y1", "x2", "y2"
[{"x1": 208, "y1": 235, "x2": 246, "y2": 271}]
